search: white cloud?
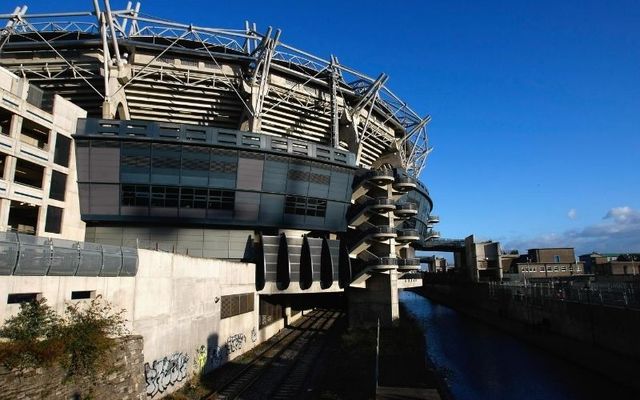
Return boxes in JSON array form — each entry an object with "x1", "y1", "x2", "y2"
[
  {"x1": 504, "y1": 206, "x2": 640, "y2": 255},
  {"x1": 604, "y1": 206, "x2": 636, "y2": 222},
  {"x1": 567, "y1": 208, "x2": 577, "y2": 220}
]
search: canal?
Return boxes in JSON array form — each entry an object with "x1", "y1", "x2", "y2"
[{"x1": 400, "y1": 290, "x2": 638, "y2": 400}]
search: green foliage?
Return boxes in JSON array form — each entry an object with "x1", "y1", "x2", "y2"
[
  {"x1": 0, "y1": 296, "x2": 128, "y2": 380},
  {"x1": 0, "y1": 299, "x2": 64, "y2": 369},
  {"x1": 0, "y1": 298, "x2": 60, "y2": 341},
  {"x1": 60, "y1": 296, "x2": 128, "y2": 379}
]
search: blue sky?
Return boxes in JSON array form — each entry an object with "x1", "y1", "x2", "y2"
[{"x1": 9, "y1": 1, "x2": 640, "y2": 254}]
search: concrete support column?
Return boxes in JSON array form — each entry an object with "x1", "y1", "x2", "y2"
[
  {"x1": 283, "y1": 305, "x2": 292, "y2": 326},
  {"x1": 0, "y1": 198, "x2": 10, "y2": 231},
  {"x1": 347, "y1": 269, "x2": 399, "y2": 328}
]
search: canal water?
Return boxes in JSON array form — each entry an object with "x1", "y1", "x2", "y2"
[{"x1": 400, "y1": 290, "x2": 638, "y2": 400}]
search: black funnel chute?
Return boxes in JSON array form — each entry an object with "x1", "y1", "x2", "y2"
[
  {"x1": 276, "y1": 232, "x2": 291, "y2": 290},
  {"x1": 300, "y1": 235, "x2": 313, "y2": 290},
  {"x1": 338, "y1": 242, "x2": 352, "y2": 288},
  {"x1": 320, "y1": 238, "x2": 334, "y2": 289}
]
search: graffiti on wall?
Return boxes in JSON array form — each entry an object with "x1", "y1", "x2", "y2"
[
  {"x1": 251, "y1": 327, "x2": 257, "y2": 343},
  {"x1": 195, "y1": 330, "x2": 253, "y2": 372},
  {"x1": 226, "y1": 332, "x2": 246, "y2": 353},
  {"x1": 144, "y1": 352, "x2": 189, "y2": 398}
]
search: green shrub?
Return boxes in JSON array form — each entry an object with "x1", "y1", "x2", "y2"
[
  {"x1": 0, "y1": 298, "x2": 63, "y2": 369},
  {"x1": 0, "y1": 296, "x2": 128, "y2": 380},
  {"x1": 60, "y1": 296, "x2": 128, "y2": 378}
]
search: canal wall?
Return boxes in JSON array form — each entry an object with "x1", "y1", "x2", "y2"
[{"x1": 420, "y1": 282, "x2": 640, "y2": 391}]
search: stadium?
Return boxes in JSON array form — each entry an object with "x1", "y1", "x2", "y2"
[
  {"x1": 0, "y1": 3, "x2": 438, "y2": 394},
  {"x1": 0, "y1": 1, "x2": 438, "y2": 290}
]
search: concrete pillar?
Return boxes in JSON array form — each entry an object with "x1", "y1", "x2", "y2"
[
  {"x1": 0, "y1": 198, "x2": 10, "y2": 231},
  {"x1": 283, "y1": 305, "x2": 292, "y2": 326},
  {"x1": 347, "y1": 270, "x2": 399, "y2": 328}
]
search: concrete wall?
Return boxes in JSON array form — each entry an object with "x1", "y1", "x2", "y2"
[
  {"x1": 397, "y1": 277, "x2": 423, "y2": 289},
  {"x1": 0, "y1": 249, "x2": 265, "y2": 398}
]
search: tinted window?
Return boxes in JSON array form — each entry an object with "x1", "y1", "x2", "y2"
[
  {"x1": 45, "y1": 206, "x2": 63, "y2": 233},
  {"x1": 54, "y1": 134, "x2": 71, "y2": 167},
  {"x1": 49, "y1": 170, "x2": 67, "y2": 201}
]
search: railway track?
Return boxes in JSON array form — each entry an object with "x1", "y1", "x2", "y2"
[{"x1": 207, "y1": 309, "x2": 343, "y2": 400}]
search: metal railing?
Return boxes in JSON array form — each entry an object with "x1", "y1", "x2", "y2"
[
  {"x1": 398, "y1": 258, "x2": 420, "y2": 266},
  {"x1": 488, "y1": 281, "x2": 640, "y2": 309},
  {"x1": 394, "y1": 202, "x2": 418, "y2": 212},
  {"x1": 366, "y1": 257, "x2": 399, "y2": 268}
]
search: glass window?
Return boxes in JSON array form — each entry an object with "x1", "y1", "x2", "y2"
[
  {"x1": 49, "y1": 170, "x2": 67, "y2": 201},
  {"x1": 208, "y1": 189, "x2": 235, "y2": 210},
  {"x1": 180, "y1": 187, "x2": 207, "y2": 209},
  {"x1": 151, "y1": 186, "x2": 179, "y2": 207},
  {"x1": 53, "y1": 134, "x2": 71, "y2": 167},
  {"x1": 44, "y1": 205, "x2": 63, "y2": 233},
  {"x1": 284, "y1": 195, "x2": 327, "y2": 217},
  {"x1": 122, "y1": 185, "x2": 150, "y2": 206}
]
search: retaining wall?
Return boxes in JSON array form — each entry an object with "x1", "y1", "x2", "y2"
[{"x1": 0, "y1": 336, "x2": 145, "y2": 400}]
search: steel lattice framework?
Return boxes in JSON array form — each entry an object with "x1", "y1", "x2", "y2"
[{"x1": 0, "y1": 1, "x2": 432, "y2": 177}]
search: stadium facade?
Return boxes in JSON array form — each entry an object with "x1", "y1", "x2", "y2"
[{"x1": 0, "y1": 0, "x2": 437, "y2": 338}]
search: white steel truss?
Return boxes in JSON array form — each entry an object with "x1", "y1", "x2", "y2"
[{"x1": 0, "y1": 0, "x2": 432, "y2": 177}]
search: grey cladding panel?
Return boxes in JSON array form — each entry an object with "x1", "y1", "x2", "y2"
[
  {"x1": 236, "y1": 158, "x2": 263, "y2": 191},
  {"x1": 75, "y1": 142, "x2": 90, "y2": 182},
  {"x1": 120, "y1": 142, "x2": 150, "y2": 183},
  {"x1": 328, "y1": 240, "x2": 340, "y2": 281},
  {"x1": 209, "y1": 149, "x2": 237, "y2": 189},
  {"x1": 0, "y1": 233, "x2": 18, "y2": 275},
  {"x1": 229, "y1": 230, "x2": 252, "y2": 259},
  {"x1": 234, "y1": 191, "x2": 260, "y2": 221},
  {"x1": 49, "y1": 244, "x2": 80, "y2": 276},
  {"x1": 100, "y1": 245, "x2": 123, "y2": 276},
  {"x1": 325, "y1": 202, "x2": 348, "y2": 232},
  {"x1": 92, "y1": 227, "x2": 124, "y2": 246},
  {"x1": 262, "y1": 159, "x2": 288, "y2": 193},
  {"x1": 90, "y1": 147, "x2": 120, "y2": 183},
  {"x1": 151, "y1": 143, "x2": 181, "y2": 185},
  {"x1": 307, "y1": 167, "x2": 330, "y2": 198},
  {"x1": 89, "y1": 184, "x2": 120, "y2": 215},
  {"x1": 286, "y1": 164, "x2": 310, "y2": 196},
  {"x1": 328, "y1": 171, "x2": 352, "y2": 202},
  {"x1": 308, "y1": 238, "x2": 323, "y2": 282},
  {"x1": 259, "y1": 194, "x2": 284, "y2": 226},
  {"x1": 14, "y1": 236, "x2": 51, "y2": 275},
  {"x1": 262, "y1": 236, "x2": 280, "y2": 283},
  {"x1": 288, "y1": 237, "x2": 303, "y2": 286},
  {"x1": 181, "y1": 145, "x2": 210, "y2": 187},
  {"x1": 121, "y1": 247, "x2": 138, "y2": 276},
  {"x1": 78, "y1": 183, "x2": 90, "y2": 215},
  {"x1": 202, "y1": 230, "x2": 230, "y2": 259},
  {"x1": 283, "y1": 213, "x2": 305, "y2": 227},
  {"x1": 304, "y1": 215, "x2": 326, "y2": 230}
]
